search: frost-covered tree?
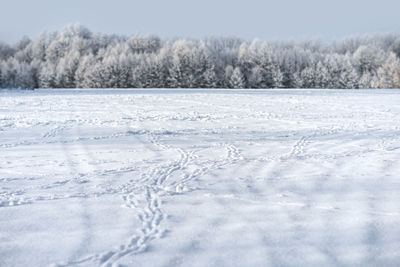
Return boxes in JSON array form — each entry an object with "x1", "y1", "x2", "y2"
[
  {"x1": 132, "y1": 54, "x2": 165, "y2": 88},
  {"x1": 1, "y1": 58, "x2": 35, "y2": 88},
  {"x1": 353, "y1": 45, "x2": 386, "y2": 75},
  {"x1": 169, "y1": 40, "x2": 212, "y2": 88},
  {"x1": 55, "y1": 50, "x2": 80, "y2": 88},
  {"x1": 39, "y1": 62, "x2": 57, "y2": 88},
  {"x1": 279, "y1": 50, "x2": 298, "y2": 88},
  {"x1": 100, "y1": 44, "x2": 133, "y2": 88},
  {"x1": 299, "y1": 66, "x2": 316, "y2": 88},
  {"x1": 75, "y1": 54, "x2": 96, "y2": 88},
  {"x1": 378, "y1": 53, "x2": 400, "y2": 88},
  {"x1": 32, "y1": 32, "x2": 49, "y2": 62},
  {"x1": 230, "y1": 67, "x2": 245, "y2": 88},
  {"x1": 248, "y1": 41, "x2": 275, "y2": 88},
  {"x1": 202, "y1": 66, "x2": 217, "y2": 88},
  {"x1": 338, "y1": 58, "x2": 359, "y2": 89},
  {"x1": 273, "y1": 65, "x2": 284, "y2": 88},
  {"x1": 313, "y1": 62, "x2": 328, "y2": 88},
  {"x1": 224, "y1": 65, "x2": 234, "y2": 88}
]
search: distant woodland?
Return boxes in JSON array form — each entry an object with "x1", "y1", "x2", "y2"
[{"x1": 1, "y1": 25, "x2": 400, "y2": 89}]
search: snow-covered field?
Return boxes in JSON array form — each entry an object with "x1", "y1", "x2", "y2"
[{"x1": 1, "y1": 89, "x2": 400, "y2": 267}]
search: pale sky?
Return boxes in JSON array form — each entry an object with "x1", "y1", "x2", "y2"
[{"x1": 1, "y1": 0, "x2": 399, "y2": 44}]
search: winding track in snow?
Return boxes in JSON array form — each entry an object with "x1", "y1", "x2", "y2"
[{"x1": 1, "y1": 89, "x2": 400, "y2": 266}]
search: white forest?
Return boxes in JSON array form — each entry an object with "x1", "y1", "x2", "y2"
[{"x1": 1, "y1": 25, "x2": 400, "y2": 89}]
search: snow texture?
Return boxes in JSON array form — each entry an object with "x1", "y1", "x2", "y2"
[{"x1": 1, "y1": 89, "x2": 400, "y2": 266}]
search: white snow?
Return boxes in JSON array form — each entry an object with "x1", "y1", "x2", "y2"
[{"x1": 1, "y1": 89, "x2": 400, "y2": 266}]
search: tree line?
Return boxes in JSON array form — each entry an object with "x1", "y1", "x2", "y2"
[{"x1": 1, "y1": 25, "x2": 400, "y2": 89}]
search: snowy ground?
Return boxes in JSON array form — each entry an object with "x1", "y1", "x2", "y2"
[{"x1": 1, "y1": 89, "x2": 400, "y2": 267}]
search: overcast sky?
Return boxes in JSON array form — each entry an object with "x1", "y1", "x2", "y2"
[{"x1": 1, "y1": 0, "x2": 399, "y2": 44}]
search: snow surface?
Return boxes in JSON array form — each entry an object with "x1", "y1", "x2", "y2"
[{"x1": 1, "y1": 89, "x2": 400, "y2": 267}]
